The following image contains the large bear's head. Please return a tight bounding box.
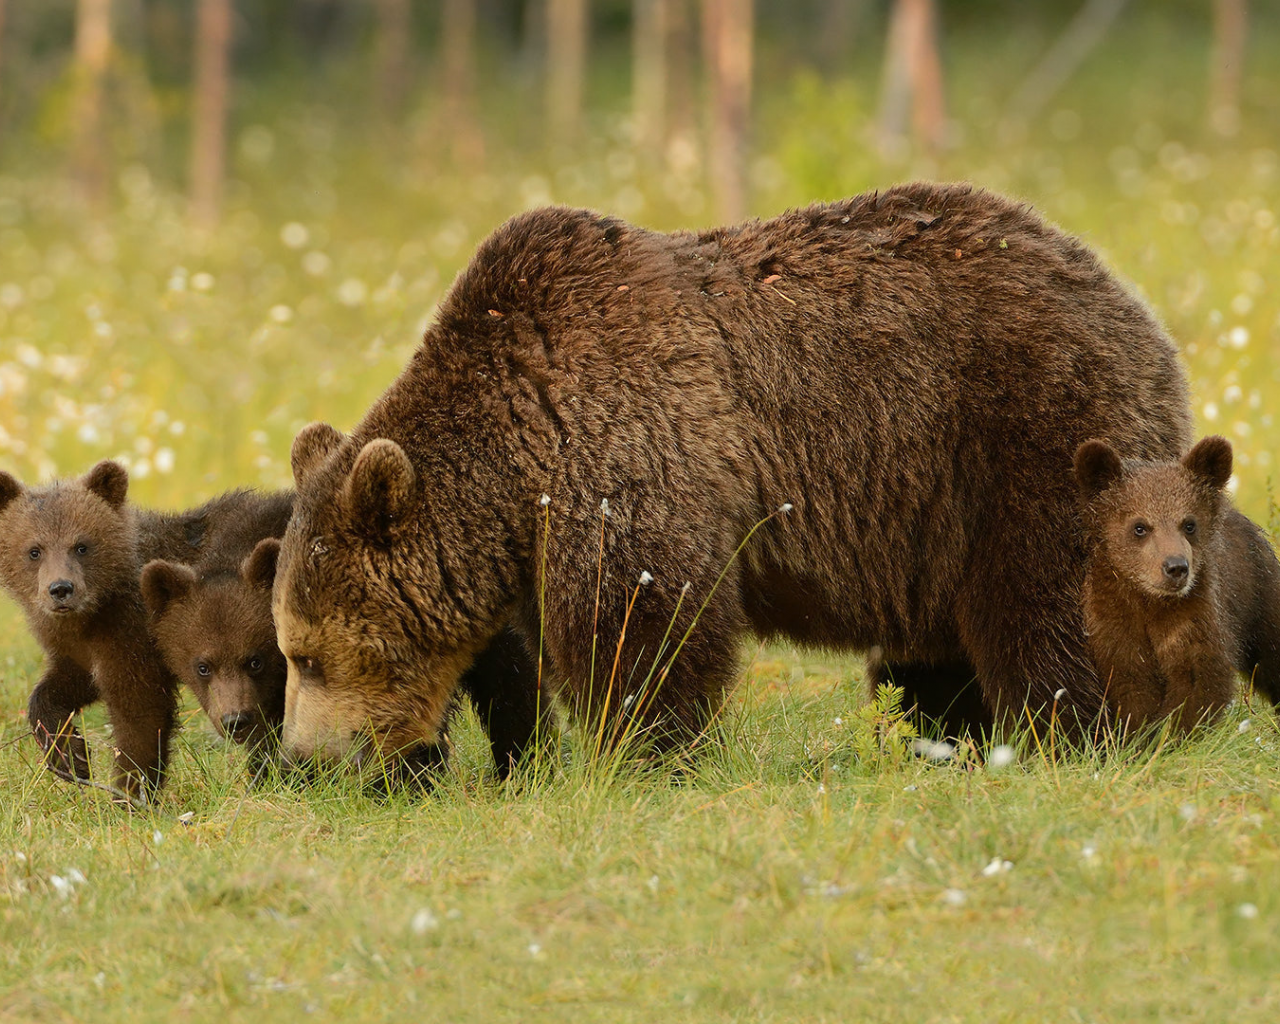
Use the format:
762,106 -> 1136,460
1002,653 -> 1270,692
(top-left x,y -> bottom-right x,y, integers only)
272,423 -> 492,773
1074,435 -> 1232,600
0,461 -> 138,623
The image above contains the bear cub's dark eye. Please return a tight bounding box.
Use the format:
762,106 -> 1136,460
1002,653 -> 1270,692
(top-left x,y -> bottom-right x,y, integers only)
28,547 -> 40,561
196,662 -> 212,678
247,656 -> 264,673
1182,519 -> 1197,536
1132,522 -> 1150,538
74,543 -> 89,556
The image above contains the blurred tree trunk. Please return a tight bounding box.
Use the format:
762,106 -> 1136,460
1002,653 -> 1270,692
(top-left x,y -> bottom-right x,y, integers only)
546,0 -> 586,148
73,0 -> 112,206
665,0 -> 697,161
1209,0 -> 1246,135
442,0 -> 484,164
632,0 -> 667,150
1005,0 -> 1127,128
374,0 -> 409,115
878,0 -> 945,154
818,0 -> 869,73
701,0 -> 753,223
191,0 -> 232,228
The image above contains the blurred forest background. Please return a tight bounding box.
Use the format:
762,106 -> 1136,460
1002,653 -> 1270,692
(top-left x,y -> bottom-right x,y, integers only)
0,0 -> 1276,521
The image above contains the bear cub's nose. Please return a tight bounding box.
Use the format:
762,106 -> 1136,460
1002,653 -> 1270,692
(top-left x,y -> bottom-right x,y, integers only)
221,712 -> 253,740
1162,555 -> 1189,583
48,580 -> 75,602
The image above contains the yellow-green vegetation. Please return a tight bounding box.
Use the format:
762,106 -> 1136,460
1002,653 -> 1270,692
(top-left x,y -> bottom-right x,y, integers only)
3,9 -> 1280,1021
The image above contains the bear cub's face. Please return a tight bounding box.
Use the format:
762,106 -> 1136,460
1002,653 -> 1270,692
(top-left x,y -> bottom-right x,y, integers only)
0,461 -> 135,621
141,538 -> 286,749
1075,436 -> 1233,600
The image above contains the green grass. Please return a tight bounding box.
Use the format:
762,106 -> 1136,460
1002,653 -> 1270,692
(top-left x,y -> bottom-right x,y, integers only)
3,9 -> 1280,1021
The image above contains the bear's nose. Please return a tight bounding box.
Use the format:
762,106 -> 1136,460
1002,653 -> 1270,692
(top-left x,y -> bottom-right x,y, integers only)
1162,556 -> 1189,582
221,712 -> 254,741
48,579 -> 74,602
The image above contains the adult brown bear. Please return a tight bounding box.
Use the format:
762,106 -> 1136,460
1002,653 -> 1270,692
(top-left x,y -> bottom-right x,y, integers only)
274,182 -> 1191,771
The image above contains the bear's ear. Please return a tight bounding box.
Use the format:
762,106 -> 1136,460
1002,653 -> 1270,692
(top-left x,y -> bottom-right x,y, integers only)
83,460 -> 128,509
290,422 -> 345,488
243,537 -> 281,591
1183,435 -> 1233,490
344,439 -> 416,540
1074,440 -> 1124,499
140,560 -> 197,618
0,471 -> 22,514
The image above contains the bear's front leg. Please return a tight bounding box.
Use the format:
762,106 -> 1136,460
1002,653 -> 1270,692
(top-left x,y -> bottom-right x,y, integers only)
460,626 -> 558,779
98,655 -> 179,803
1155,619 -> 1235,731
27,655 -> 99,781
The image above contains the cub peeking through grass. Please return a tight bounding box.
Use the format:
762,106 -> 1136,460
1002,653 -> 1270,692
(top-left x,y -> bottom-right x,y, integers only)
1075,435 -> 1280,731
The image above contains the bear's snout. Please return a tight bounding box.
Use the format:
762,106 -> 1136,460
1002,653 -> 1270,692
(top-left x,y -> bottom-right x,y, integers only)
1162,555 -> 1189,584
47,578 -> 76,609
220,711 -> 257,742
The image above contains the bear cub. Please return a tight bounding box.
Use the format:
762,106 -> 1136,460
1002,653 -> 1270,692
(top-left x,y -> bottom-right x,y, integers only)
0,461 -> 179,801
1075,435 -> 1280,731
141,491 -> 293,780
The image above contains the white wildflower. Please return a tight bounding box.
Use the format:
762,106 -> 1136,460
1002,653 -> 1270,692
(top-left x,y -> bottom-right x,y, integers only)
337,278 -> 368,307
1238,719 -> 1252,734
410,909 -> 439,935
280,222 -> 310,249
1238,903 -> 1259,920
639,570 -> 654,586
987,744 -> 1016,769
941,888 -> 967,907
981,858 -> 1013,877
1053,688 -> 1068,701
911,738 -> 955,761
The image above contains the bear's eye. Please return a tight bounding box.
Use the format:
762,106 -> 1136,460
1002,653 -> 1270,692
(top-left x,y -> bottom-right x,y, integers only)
195,662 -> 212,678
247,656 -> 263,673
1182,519 -> 1197,537
1132,522 -> 1150,538
74,543 -> 89,556
28,547 -> 40,561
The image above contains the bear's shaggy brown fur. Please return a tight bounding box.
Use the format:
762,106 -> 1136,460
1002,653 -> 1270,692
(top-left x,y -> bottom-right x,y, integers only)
273,182 -> 1192,769
0,465 -> 300,800
141,492 -> 294,778
1076,436 -> 1280,729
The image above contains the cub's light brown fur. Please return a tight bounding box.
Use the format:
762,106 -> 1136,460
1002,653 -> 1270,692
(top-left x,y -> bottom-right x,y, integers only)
274,182 -> 1192,769
1076,436 -> 1280,730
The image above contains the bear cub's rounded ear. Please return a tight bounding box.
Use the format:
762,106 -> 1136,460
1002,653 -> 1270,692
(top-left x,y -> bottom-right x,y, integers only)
140,560 -> 198,618
344,439 -> 416,540
83,460 -> 129,509
0,471 -> 23,514
243,537 -> 282,591
1182,435 -> 1232,491
290,422 -> 345,488
1074,439 -> 1124,499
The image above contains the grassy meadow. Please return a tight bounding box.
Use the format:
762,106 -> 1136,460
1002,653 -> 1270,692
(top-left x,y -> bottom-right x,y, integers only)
3,7 -> 1280,1020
